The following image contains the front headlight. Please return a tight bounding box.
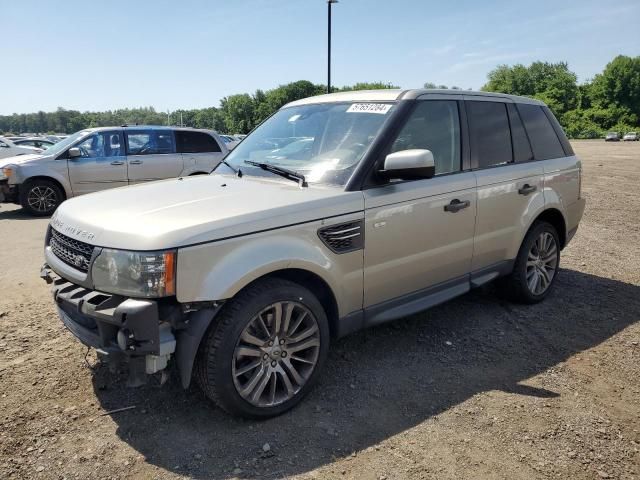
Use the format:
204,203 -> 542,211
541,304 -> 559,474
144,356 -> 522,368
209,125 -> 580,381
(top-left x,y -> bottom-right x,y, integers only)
1,164 -> 17,180
92,249 -> 176,298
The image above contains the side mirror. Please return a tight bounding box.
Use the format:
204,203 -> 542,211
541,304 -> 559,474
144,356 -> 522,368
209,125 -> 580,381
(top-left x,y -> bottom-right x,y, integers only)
68,147 -> 81,158
379,149 -> 435,180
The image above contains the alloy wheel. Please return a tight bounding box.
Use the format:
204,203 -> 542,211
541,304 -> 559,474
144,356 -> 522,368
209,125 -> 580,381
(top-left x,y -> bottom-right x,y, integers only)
27,186 -> 57,213
525,231 -> 558,295
232,301 -> 321,407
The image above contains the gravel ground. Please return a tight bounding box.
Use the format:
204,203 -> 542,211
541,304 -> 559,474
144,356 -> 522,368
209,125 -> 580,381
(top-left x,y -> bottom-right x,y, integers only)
0,140 -> 639,480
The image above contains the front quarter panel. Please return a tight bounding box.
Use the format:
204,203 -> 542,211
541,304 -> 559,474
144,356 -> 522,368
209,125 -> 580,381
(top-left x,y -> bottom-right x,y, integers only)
176,213 -> 364,318
11,156 -> 72,197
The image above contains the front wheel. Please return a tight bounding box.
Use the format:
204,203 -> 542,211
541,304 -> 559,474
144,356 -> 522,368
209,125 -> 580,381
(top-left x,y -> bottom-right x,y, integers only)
20,179 -> 64,216
500,221 -> 560,304
195,278 -> 330,418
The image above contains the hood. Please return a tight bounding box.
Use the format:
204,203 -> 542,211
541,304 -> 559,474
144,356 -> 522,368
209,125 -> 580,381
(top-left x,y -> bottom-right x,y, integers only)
0,153 -> 47,168
52,174 -> 364,250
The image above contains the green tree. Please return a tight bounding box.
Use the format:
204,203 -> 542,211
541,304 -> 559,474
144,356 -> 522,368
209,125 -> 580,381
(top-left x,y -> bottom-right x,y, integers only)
220,94 -> 256,134
589,55 -> 640,124
483,61 -> 578,117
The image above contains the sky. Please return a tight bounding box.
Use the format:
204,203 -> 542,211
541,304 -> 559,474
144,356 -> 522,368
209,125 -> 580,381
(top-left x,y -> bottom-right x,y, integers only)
1,0 -> 639,115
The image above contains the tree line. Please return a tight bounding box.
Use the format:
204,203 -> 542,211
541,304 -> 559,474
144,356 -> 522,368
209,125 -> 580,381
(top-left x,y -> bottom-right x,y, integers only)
482,55 -> 640,138
1,55 -> 638,138
0,81 -> 397,136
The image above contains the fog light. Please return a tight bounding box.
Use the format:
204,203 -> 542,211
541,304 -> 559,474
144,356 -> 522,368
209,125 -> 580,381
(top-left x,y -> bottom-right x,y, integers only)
117,328 -> 135,351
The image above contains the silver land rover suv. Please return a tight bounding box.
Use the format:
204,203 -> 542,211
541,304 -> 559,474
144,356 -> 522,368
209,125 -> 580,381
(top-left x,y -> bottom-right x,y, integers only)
41,89 -> 585,418
1,126 -> 228,216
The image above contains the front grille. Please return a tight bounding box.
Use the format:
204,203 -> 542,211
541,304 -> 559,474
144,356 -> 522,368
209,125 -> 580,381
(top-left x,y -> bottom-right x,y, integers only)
49,228 -> 94,272
318,220 -> 364,254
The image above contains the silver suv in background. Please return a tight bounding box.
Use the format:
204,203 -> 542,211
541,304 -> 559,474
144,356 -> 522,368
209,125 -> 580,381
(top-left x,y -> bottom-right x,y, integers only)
0,126 -> 228,215
41,89 -> 585,418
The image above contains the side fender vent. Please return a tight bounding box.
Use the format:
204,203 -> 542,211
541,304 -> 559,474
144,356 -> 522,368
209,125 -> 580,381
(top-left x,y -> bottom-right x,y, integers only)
318,220 -> 364,254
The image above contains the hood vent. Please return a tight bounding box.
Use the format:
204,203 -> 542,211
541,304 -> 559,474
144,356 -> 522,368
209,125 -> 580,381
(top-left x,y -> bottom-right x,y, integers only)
318,220 -> 364,254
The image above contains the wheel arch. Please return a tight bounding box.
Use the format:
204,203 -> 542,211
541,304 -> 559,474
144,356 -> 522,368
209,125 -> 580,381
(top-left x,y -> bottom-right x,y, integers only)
531,208 -> 567,249
21,175 -> 69,201
247,268 -> 340,338
175,267 -> 341,390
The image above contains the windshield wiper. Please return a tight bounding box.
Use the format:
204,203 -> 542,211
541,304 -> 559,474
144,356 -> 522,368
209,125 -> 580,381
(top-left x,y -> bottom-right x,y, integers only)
220,159 -> 242,177
244,160 -> 307,187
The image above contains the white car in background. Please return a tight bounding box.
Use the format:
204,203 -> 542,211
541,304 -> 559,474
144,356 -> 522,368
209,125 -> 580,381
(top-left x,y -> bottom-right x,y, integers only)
0,136 -> 44,159
13,137 -> 57,150
218,134 -> 240,150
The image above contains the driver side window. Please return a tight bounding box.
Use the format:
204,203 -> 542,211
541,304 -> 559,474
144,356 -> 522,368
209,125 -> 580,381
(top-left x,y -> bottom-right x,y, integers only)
390,100 -> 461,175
75,132 -> 123,158
76,133 -> 105,158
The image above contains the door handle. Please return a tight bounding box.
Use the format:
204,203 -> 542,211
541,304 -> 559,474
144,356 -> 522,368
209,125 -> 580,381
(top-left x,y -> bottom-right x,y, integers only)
518,184 -> 537,196
110,161 -> 124,165
129,160 -> 143,165
444,199 -> 471,213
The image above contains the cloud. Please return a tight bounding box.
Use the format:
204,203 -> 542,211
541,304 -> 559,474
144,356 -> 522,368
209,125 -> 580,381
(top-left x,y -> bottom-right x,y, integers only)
446,52 -> 533,73
408,39 -> 458,59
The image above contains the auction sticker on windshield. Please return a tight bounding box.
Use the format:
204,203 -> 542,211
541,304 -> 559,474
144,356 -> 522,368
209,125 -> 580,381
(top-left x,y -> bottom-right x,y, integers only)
346,103 -> 393,114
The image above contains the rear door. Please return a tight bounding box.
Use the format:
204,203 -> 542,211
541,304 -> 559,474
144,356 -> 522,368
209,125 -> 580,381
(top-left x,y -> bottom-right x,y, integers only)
468,98 -> 545,274
125,129 -> 183,184
175,130 -> 225,173
67,130 -> 128,195
518,104 -> 580,212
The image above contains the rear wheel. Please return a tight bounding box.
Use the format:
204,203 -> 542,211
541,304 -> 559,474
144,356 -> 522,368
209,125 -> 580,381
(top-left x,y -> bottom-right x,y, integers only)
500,221 -> 560,304
20,179 -> 64,216
195,277 -> 330,418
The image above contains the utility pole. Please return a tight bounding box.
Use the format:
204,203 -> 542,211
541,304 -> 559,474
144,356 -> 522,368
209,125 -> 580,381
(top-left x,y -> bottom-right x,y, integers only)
167,110 -> 170,126
327,0 -> 338,94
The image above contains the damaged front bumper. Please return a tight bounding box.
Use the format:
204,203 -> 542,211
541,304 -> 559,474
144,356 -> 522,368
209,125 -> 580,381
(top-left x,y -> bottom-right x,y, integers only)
41,264 -> 221,387
43,264 -> 179,383
0,179 -> 19,204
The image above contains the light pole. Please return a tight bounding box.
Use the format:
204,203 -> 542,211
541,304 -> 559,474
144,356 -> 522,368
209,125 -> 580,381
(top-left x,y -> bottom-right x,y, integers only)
327,0 -> 338,94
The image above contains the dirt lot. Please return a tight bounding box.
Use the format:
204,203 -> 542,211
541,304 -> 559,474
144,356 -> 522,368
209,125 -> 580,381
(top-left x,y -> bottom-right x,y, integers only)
1,140 -> 639,480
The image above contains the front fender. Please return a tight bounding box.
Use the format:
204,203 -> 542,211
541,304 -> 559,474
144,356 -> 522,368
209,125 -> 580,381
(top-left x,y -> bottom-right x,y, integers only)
176,218 -> 364,318
13,160 -> 72,198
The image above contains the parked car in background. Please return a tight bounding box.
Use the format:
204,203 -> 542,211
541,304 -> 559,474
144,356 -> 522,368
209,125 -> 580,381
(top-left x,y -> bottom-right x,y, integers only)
0,126 -> 228,215
0,136 -> 44,159
605,132 -> 620,141
623,132 -> 639,141
13,137 -> 56,150
218,134 -> 239,150
41,89 -> 585,418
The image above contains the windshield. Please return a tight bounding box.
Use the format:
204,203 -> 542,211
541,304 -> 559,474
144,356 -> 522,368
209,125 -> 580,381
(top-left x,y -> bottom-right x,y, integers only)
216,102 -> 395,186
43,130 -> 91,157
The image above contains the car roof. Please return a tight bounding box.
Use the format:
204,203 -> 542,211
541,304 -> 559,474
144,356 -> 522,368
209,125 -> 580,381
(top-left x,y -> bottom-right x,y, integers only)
15,136 -> 54,141
284,88 -> 545,108
80,126 -> 218,134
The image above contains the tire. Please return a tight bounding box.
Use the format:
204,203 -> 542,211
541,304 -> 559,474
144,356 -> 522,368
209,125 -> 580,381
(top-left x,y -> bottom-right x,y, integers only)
19,179 -> 64,216
499,221 -> 560,304
195,277 -> 330,418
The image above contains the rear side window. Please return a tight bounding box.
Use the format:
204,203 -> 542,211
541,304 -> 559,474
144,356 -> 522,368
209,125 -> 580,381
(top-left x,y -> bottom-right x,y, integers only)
467,101 -> 512,168
390,100 -> 461,175
176,131 -> 222,153
516,104 -> 565,160
126,130 -> 175,155
506,103 -> 533,162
